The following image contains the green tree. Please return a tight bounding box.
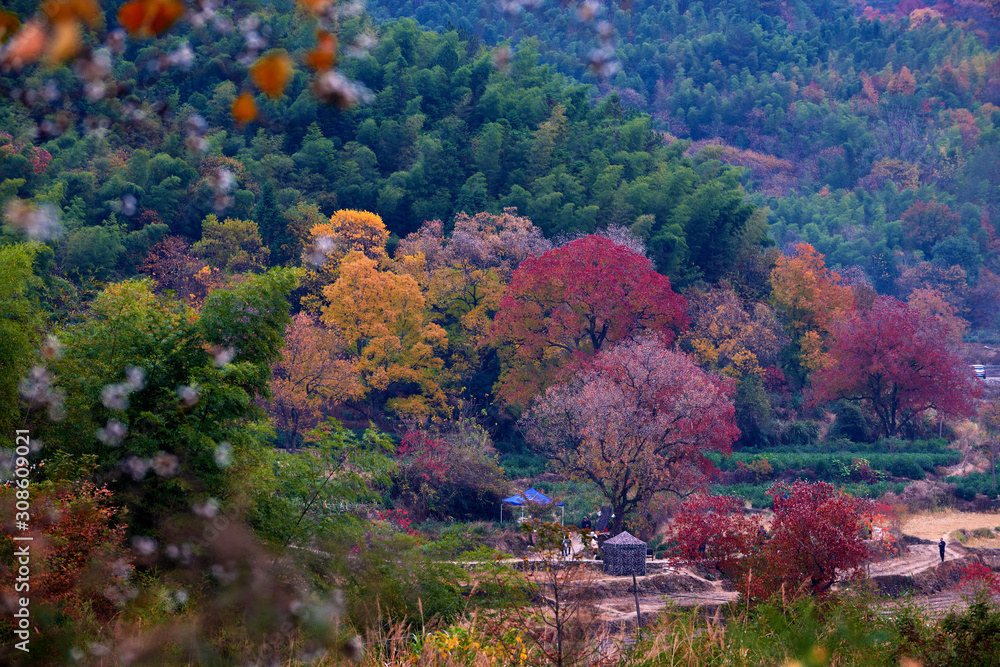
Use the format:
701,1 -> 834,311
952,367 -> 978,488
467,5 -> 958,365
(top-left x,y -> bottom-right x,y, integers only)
192,215 -> 270,273
0,243 -> 41,435
42,269 -> 299,536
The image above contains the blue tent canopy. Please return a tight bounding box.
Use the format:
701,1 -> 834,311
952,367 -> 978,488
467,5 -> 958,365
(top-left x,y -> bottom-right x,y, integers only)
500,488 -> 564,524
502,488 -> 563,507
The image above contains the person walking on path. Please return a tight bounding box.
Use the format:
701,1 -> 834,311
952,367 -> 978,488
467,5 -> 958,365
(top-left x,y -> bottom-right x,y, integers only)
939,538 -> 946,563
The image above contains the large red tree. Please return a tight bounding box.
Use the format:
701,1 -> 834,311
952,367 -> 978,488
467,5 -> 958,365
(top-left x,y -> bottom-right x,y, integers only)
491,236 -> 688,410
811,295 -> 980,437
520,335 -> 737,534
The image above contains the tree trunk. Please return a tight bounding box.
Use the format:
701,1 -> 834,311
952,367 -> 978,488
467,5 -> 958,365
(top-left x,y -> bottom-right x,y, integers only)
992,437 -> 996,494
610,506 -> 625,535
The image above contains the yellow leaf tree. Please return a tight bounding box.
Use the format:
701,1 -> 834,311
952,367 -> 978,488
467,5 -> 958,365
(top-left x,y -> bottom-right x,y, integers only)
321,251 -> 449,422
683,285 -> 786,378
300,209 -> 390,313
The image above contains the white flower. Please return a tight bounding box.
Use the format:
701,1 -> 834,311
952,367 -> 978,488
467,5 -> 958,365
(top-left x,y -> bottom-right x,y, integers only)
131,536 -> 158,555
193,498 -> 220,518
214,441 -> 233,467
100,384 -> 130,410
126,367 -> 145,390
177,384 -> 199,406
151,452 -> 179,477
96,419 -> 127,446
122,456 -> 149,481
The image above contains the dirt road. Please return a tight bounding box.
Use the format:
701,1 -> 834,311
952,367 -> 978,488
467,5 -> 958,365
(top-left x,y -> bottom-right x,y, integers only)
867,543 -> 961,577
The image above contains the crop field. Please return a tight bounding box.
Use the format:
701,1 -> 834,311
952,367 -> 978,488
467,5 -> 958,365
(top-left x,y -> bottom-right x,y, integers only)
903,510 -> 1000,543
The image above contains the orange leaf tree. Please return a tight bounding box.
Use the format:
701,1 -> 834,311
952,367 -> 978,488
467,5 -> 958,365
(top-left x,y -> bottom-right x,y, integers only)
901,200 -> 961,254
770,243 -> 854,371
321,252 -> 448,421
907,287 -> 969,345
265,312 -> 360,448
683,284 -> 786,379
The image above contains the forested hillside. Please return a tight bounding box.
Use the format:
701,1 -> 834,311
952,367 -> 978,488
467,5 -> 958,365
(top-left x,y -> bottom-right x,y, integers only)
367,0 -> 1000,320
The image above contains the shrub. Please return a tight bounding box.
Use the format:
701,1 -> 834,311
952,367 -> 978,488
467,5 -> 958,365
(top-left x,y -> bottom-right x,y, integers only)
899,480 -> 958,511
946,473 -> 998,502
895,564 -> 1000,667
830,399 -> 876,443
394,421 -> 508,521
890,457 -> 926,480
734,457 -> 774,483
0,481 -> 132,626
782,420 -> 819,445
672,481 -> 876,600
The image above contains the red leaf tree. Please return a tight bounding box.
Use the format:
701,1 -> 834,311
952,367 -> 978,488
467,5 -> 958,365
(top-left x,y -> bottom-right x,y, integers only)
670,480 -> 875,601
520,335 -> 737,534
491,236 -> 688,410
1,482 -> 132,625
811,295 -> 981,437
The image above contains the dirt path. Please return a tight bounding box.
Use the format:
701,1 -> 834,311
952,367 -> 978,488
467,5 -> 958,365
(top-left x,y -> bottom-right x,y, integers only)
864,511 -> 1000,579
867,543 -> 961,577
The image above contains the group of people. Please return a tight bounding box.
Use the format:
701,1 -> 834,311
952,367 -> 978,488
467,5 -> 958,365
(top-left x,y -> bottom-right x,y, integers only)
527,512 -> 607,558
553,514 -> 603,557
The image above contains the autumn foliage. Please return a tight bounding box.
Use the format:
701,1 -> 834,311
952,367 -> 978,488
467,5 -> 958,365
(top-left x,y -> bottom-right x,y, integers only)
670,480 -> 875,601
683,285 -> 786,378
396,209 -> 551,380
394,423 -> 507,520
770,243 -> 855,370
812,296 -> 981,437
521,335 -> 737,534
266,312 -> 360,447
300,209 -> 391,312
321,251 -> 449,421
901,201 -> 962,253
1,482 -> 132,626
492,236 -> 688,410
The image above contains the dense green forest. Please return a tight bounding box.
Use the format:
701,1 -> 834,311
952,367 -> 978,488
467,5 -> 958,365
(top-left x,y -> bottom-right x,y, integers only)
4,0 -> 1000,663
365,0 -> 1000,314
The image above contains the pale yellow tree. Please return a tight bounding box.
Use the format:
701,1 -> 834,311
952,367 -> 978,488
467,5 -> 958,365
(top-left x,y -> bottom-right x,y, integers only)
394,209 -> 551,384
907,287 -> 969,345
683,285 -> 785,378
192,215 -> 270,273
